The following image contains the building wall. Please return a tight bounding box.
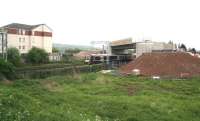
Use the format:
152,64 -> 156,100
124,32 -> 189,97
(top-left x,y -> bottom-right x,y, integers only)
31,36 -> 52,53
152,42 -> 164,50
136,42 -> 153,58
32,25 -> 52,53
7,34 -> 30,53
163,43 -> 176,50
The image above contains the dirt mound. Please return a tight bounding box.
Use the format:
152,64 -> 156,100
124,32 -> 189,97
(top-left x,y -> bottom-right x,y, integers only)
120,52 -> 200,78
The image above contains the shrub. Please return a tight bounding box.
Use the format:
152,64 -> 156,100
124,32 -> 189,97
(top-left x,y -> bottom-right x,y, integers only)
15,64 -> 103,79
0,72 -> 6,81
0,59 -> 15,80
7,47 -> 21,66
26,47 -> 49,64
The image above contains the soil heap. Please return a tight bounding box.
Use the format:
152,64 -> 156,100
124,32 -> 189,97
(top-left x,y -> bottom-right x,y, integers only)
120,52 -> 200,78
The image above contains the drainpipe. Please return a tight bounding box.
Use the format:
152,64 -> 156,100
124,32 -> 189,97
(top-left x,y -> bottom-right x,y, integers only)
5,32 -> 8,61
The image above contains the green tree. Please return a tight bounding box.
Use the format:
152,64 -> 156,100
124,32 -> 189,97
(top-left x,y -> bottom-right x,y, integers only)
26,47 -> 49,64
62,48 -> 81,62
7,48 -> 21,66
189,48 -> 197,54
52,47 -> 59,53
179,44 -> 187,51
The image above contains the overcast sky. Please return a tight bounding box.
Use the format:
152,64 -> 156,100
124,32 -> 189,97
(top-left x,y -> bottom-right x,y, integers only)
1,0 -> 200,49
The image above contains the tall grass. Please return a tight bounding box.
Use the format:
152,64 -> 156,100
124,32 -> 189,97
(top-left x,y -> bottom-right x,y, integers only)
0,73 -> 200,121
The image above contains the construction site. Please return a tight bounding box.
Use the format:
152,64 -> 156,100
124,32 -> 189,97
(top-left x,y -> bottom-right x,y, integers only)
86,38 -> 200,78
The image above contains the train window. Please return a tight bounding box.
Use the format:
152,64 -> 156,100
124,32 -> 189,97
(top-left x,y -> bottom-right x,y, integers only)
95,56 -> 101,60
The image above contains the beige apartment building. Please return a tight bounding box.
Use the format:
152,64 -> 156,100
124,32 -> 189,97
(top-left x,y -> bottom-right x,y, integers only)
0,23 -> 52,53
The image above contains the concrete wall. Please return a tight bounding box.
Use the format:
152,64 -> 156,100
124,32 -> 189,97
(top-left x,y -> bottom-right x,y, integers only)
136,41 -> 176,57
136,42 -> 153,57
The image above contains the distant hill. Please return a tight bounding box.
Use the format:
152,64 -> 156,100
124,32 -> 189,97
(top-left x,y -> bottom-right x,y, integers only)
53,43 -> 96,52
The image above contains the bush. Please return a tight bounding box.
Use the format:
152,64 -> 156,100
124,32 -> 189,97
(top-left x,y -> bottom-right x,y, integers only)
7,47 -> 21,66
0,72 -> 6,81
26,47 -> 49,64
0,59 -> 15,80
16,63 -> 71,71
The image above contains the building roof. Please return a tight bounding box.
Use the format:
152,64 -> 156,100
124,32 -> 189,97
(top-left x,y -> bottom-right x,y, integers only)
1,23 -> 43,30
73,50 -> 101,58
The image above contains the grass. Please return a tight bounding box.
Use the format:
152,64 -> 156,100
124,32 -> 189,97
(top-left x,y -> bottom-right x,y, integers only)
0,73 -> 200,121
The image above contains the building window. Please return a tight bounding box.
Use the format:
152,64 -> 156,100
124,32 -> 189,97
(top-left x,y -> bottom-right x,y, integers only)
23,38 -> 25,42
19,46 -> 21,49
18,29 -> 24,35
22,46 -> 25,50
19,38 -> 21,42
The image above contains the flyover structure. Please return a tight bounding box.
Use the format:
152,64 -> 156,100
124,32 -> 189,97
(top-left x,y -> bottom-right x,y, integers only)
110,38 -> 176,58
